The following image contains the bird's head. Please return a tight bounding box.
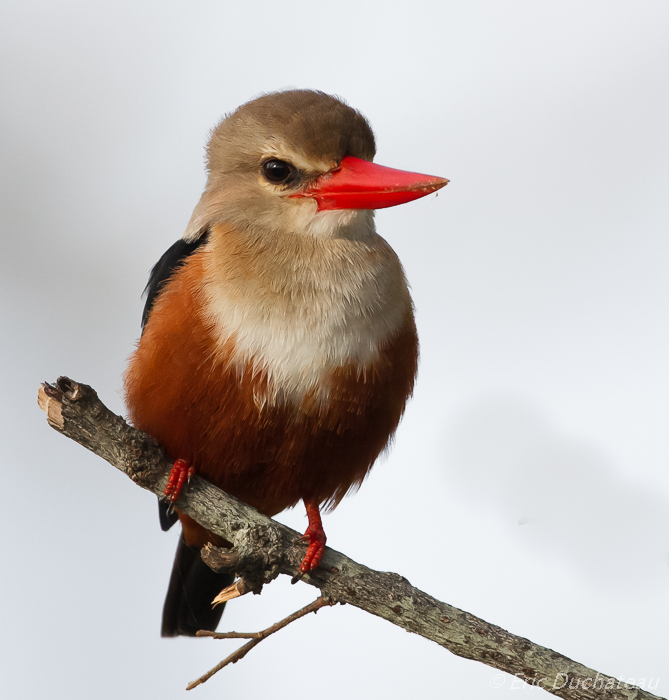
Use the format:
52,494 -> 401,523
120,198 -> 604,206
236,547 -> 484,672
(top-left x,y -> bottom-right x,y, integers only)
184,90 -> 447,242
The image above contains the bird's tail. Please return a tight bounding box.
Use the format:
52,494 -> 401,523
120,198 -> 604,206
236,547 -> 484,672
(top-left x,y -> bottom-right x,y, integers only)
161,534 -> 235,637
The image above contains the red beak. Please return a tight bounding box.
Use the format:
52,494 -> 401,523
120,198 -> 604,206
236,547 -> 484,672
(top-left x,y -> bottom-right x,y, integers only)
292,156 -> 449,211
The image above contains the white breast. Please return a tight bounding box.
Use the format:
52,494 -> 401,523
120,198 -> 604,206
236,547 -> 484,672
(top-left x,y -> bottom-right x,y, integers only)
201,220 -> 412,406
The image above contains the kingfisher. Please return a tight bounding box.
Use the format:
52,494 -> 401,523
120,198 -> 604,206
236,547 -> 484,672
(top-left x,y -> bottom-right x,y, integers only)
124,89 -> 448,637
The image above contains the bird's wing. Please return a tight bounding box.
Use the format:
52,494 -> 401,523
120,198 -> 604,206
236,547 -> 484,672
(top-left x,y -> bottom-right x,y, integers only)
142,231 -> 210,531
141,231 -> 210,330
158,499 -> 179,531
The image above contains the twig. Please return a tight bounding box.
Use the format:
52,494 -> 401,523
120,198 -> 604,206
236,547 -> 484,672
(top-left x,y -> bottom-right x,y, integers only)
37,377 -> 666,700
212,577 -> 252,605
187,597 -> 331,689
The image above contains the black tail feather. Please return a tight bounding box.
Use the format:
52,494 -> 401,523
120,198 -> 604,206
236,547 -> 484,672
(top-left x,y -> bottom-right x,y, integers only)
161,534 -> 235,637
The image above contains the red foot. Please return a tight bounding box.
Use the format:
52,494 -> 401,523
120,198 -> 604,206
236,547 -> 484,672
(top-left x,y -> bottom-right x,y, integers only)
163,458 -> 195,503
299,500 -> 327,573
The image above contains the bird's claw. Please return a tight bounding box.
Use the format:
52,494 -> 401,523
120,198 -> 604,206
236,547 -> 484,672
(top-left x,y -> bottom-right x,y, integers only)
297,522 -> 327,574
163,458 -> 194,504
290,571 -> 305,585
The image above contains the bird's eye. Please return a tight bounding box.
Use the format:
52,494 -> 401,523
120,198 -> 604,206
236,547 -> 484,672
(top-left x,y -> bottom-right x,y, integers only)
262,159 -> 295,185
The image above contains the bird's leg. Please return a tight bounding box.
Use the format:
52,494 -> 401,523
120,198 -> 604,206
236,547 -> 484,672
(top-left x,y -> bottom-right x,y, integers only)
163,458 -> 195,503
298,500 -> 327,573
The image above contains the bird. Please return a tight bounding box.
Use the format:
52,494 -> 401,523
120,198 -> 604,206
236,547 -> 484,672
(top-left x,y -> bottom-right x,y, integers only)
124,89 -> 448,637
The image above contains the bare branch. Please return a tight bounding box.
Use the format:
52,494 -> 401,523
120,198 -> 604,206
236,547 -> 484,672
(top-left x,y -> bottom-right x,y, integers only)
38,377 -> 665,700
187,597 -> 331,689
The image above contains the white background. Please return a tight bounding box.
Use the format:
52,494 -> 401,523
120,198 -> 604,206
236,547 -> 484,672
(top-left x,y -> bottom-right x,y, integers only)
1,1 -> 667,698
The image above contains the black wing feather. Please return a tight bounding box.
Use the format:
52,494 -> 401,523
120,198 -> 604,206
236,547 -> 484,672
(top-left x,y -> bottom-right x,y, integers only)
141,232 -> 210,330
158,499 -> 179,531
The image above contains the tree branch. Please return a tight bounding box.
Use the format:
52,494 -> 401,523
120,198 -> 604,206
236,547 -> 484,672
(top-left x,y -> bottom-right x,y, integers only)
187,596 -> 332,689
38,376 -> 664,700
